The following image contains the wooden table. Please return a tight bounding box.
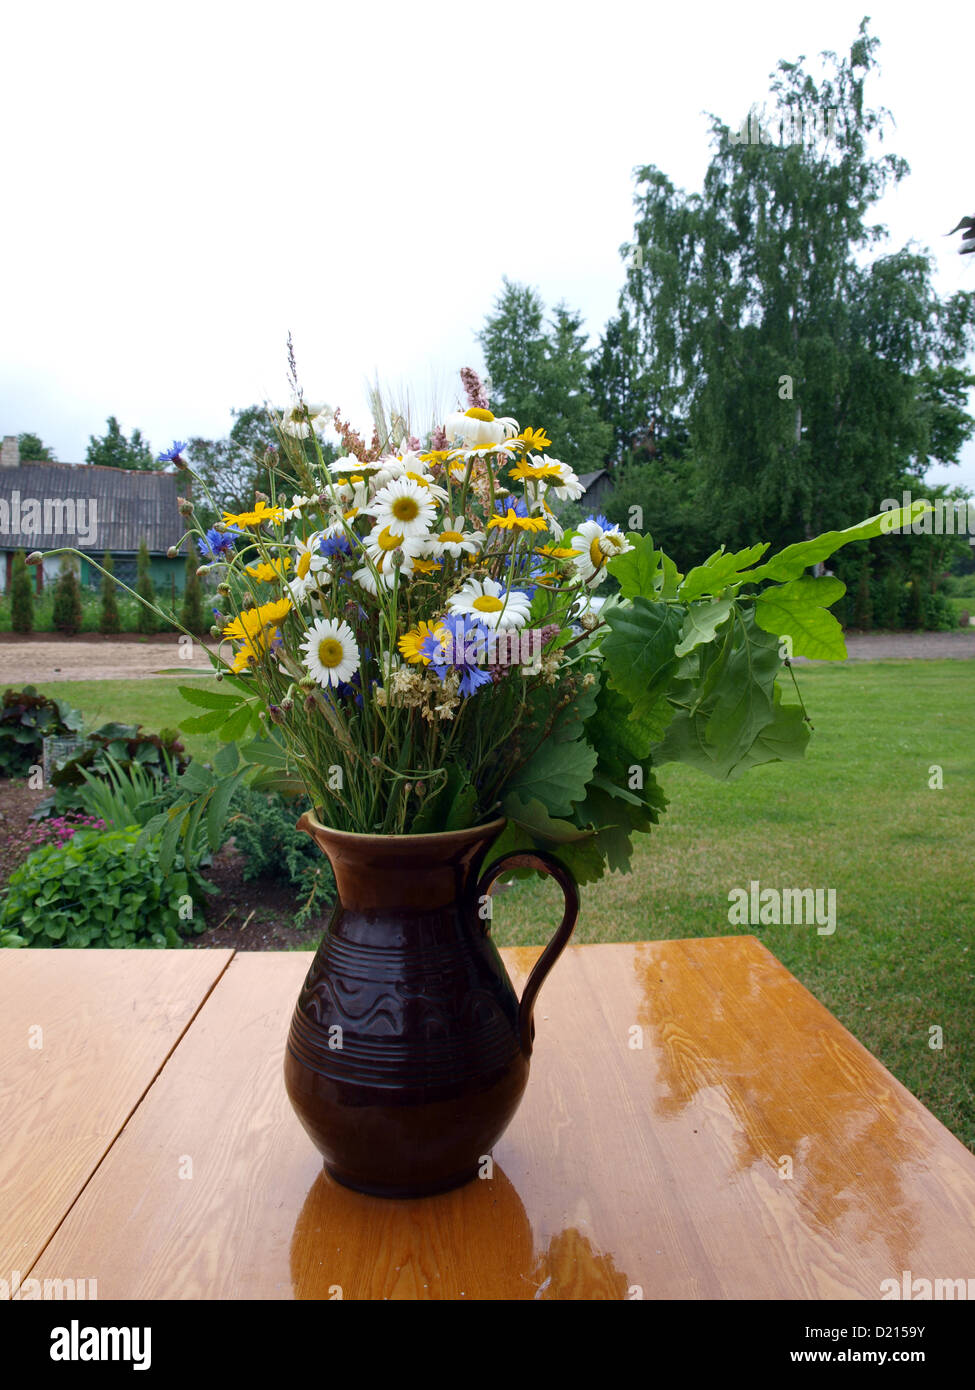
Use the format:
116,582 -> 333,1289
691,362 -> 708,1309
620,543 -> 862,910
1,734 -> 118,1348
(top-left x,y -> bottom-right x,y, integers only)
3,937 -> 975,1301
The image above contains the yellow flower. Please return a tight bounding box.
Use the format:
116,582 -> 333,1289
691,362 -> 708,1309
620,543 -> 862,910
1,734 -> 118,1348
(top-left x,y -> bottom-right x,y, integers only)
535,543 -> 580,559
223,501 -> 286,528
223,597 -> 292,670
507,459 -> 563,482
411,556 -> 443,575
487,509 -> 548,533
398,620 -> 446,665
245,557 -> 292,582
513,426 -> 551,452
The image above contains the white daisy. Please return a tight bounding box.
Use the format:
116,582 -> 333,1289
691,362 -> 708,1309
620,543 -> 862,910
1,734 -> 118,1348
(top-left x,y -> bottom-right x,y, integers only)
443,407 -> 519,447
447,576 -> 532,630
280,494 -> 318,520
425,516 -> 485,560
366,478 -> 438,539
572,519 -> 633,587
300,618 -> 359,688
280,398 -> 331,439
328,456 -> 386,475
289,534 -> 331,595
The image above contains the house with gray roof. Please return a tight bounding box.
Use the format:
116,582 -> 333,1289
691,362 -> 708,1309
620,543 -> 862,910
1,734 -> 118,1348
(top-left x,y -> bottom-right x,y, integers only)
0,435 -> 187,595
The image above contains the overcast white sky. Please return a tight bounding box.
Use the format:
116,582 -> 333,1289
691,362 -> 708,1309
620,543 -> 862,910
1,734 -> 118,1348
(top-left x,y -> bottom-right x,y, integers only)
3,0 -> 974,494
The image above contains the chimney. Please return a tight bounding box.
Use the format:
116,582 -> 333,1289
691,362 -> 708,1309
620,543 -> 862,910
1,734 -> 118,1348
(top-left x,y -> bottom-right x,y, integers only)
1,436 -> 20,468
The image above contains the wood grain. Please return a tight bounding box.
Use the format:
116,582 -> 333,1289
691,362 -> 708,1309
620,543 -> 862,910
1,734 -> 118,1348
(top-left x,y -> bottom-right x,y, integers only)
21,939 -> 975,1299
0,948 -> 234,1284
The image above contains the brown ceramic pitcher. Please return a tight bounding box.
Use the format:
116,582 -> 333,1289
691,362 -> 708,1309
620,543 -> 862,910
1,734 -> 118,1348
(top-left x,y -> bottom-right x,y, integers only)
284,813 -> 579,1198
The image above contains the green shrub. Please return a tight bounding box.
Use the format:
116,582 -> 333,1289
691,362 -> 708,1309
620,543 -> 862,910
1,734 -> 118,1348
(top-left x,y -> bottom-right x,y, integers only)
0,827 -> 208,948
52,562 -> 83,635
226,785 -> 335,924
10,550 -> 34,633
0,685 -> 83,778
906,578 -> 925,630
923,590 -> 957,632
852,567 -> 873,630
135,538 -> 158,633
36,722 -> 189,816
179,547 -> 207,634
874,572 -> 905,630
99,550 -> 121,634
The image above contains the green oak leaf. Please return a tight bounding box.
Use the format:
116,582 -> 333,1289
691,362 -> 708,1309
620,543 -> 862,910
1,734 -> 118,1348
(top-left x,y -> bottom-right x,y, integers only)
746,504 -> 932,583
753,576 -> 847,660
678,543 -> 771,601
601,597 -> 685,721
503,737 -> 598,817
605,533 -> 660,598
674,598 -> 734,657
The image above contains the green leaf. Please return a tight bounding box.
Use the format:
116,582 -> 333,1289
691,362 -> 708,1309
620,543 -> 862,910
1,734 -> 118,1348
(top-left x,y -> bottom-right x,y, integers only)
601,597 -> 685,720
703,612 -> 780,755
732,685 -> 811,774
500,793 -> 598,844
206,773 -> 241,852
213,741 -> 241,777
678,544 -> 770,601
504,738 -> 598,817
179,709 -> 231,734
747,504 -> 932,583
655,552 -> 684,599
177,685 -> 244,711
674,598 -> 734,657
217,703 -> 254,742
605,533 -> 660,598
753,576 -> 848,660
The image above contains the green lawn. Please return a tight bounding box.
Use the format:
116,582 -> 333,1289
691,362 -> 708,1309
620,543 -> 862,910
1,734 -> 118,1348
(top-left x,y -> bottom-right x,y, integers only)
38,662 -> 975,1152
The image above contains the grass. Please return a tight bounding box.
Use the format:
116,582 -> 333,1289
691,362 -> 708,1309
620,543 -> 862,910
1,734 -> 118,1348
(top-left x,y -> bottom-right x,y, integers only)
28,662 -> 975,1152
40,677 -> 225,762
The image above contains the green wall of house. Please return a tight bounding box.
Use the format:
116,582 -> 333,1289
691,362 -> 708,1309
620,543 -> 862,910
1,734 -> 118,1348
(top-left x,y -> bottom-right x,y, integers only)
78,554 -> 187,594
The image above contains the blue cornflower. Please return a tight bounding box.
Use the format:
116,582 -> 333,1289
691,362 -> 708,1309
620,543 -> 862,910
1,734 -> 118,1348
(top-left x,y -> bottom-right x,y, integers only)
420,612 -> 493,698
158,441 -> 188,463
196,526 -> 240,560
586,513 -> 612,531
319,533 -> 351,559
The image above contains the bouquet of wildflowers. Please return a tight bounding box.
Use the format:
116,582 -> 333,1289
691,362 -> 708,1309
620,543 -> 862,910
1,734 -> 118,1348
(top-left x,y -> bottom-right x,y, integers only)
41,367 -> 923,884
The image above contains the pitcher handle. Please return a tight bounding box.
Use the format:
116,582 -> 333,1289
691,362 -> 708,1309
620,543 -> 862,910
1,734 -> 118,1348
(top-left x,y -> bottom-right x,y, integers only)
475,851 -> 579,1059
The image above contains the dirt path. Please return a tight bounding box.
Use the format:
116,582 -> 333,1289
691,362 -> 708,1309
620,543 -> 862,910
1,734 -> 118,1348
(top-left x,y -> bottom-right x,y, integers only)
0,633 -> 222,682
1,629 -> 974,683
803,631 -> 975,662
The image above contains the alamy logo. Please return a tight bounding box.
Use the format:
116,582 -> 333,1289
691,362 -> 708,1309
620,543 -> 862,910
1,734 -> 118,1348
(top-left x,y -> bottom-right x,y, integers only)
881,1270 -> 975,1300
880,492 -> 975,544
50,1320 -> 151,1371
0,492 -> 98,545
728,880 -> 836,935
729,107 -> 838,147
1,1270 -> 97,1300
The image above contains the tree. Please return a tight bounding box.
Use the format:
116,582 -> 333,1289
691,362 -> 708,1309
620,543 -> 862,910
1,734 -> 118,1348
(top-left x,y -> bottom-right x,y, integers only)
17,432 -> 56,462
478,280 -> 612,474
86,416 -> 155,471
852,567 -> 873,630
135,538 -> 158,633
99,550 -> 121,635
179,547 -> 206,634
189,404 -> 337,531
11,550 -> 34,633
52,560 -> 83,635
614,19 -> 975,556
